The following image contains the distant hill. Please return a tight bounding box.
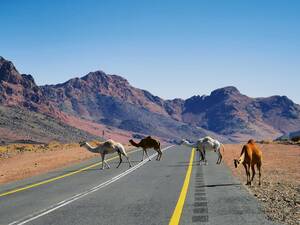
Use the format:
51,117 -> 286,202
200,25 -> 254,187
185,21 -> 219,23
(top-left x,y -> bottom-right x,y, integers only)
1,56 -> 300,143
276,130 -> 300,141
182,86 -> 300,140
0,105 -> 97,143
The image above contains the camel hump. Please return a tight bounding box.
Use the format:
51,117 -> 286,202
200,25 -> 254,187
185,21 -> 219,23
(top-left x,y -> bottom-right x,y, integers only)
103,140 -> 115,147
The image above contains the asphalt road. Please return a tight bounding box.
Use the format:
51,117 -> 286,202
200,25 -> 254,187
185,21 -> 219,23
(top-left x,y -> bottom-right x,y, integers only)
0,145 -> 278,225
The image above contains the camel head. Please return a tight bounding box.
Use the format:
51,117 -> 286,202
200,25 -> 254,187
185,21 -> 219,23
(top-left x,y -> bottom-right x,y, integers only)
180,139 -> 188,145
79,141 -> 86,147
129,139 -> 134,145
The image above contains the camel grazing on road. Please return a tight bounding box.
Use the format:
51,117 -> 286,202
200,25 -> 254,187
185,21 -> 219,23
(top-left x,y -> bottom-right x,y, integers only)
180,139 -> 207,164
181,136 -> 224,164
234,139 -> 262,185
79,139 -> 132,169
201,136 -> 225,164
129,136 -> 162,161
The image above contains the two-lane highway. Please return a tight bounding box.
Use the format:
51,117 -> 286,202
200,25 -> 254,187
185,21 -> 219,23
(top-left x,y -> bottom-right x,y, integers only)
0,145 -> 278,225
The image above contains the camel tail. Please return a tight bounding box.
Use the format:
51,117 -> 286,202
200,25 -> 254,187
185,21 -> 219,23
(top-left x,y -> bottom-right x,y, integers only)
117,144 -> 128,157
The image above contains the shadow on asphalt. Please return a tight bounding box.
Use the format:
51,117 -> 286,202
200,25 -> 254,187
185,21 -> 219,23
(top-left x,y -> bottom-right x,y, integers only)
197,183 -> 241,188
167,163 -> 202,167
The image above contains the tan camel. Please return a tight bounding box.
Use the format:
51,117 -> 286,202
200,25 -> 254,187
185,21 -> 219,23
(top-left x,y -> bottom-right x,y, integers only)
234,139 -> 262,185
129,136 -> 162,161
79,139 -> 132,169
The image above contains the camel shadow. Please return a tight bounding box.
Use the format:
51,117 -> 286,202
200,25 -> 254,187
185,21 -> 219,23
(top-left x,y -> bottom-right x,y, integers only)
167,162 -> 202,167
196,183 -> 241,188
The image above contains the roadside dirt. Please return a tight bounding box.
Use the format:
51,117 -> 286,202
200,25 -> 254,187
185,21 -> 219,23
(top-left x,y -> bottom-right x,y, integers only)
0,141 -> 134,184
223,143 -> 300,225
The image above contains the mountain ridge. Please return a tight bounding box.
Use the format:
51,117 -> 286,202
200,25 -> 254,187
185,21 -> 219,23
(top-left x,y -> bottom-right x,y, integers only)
1,56 -> 299,142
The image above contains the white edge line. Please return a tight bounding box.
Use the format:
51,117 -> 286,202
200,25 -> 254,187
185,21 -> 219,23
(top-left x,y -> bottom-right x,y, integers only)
8,145 -> 174,225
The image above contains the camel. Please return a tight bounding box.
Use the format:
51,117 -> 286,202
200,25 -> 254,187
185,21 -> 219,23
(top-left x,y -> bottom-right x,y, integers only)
181,136 -> 224,164
79,139 -> 132,170
129,136 -> 162,161
201,136 -> 225,164
234,139 -> 262,185
180,139 -> 207,164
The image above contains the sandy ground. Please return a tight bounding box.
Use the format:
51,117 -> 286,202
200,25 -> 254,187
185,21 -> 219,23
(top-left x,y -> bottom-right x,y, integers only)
223,143 -> 300,225
0,141 -> 134,184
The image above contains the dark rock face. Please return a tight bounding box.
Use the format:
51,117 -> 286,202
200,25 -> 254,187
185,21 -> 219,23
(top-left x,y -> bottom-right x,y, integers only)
182,86 -> 300,136
0,57 -> 48,111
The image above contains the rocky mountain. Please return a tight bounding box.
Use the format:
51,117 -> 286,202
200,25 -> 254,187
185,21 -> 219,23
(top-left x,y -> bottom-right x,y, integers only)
0,56 -> 51,112
0,105 -> 97,143
40,72 -> 217,141
182,87 -> 300,139
1,56 -> 300,142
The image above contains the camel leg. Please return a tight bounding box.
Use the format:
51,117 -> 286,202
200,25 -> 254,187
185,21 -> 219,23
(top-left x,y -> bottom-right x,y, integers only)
257,162 -> 262,185
104,155 -> 110,169
250,164 -> 256,185
126,155 -> 132,167
116,152 -> 122,168
203,147 -> 207,165
144,148 -> 151,161
215,148 -> 219,164
246,164 -> 251,185
156,150 -> 162,161
243,163 -> 250,185
100,153 -> 105,170
217,150 -> 222,164
141,149 -> 145,161
121,152 -> 132,168
197,150 -> 201,164
158,151 -> 162,161
101,153 -> 110,169
219,152 -> 223,164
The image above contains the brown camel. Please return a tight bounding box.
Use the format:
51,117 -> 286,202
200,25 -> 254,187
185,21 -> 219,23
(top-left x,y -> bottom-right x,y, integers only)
234,139 -> 262,185
129,136 -> 162,161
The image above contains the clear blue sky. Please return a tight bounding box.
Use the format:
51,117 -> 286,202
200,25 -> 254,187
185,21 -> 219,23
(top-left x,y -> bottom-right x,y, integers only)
1,0 -> 299,103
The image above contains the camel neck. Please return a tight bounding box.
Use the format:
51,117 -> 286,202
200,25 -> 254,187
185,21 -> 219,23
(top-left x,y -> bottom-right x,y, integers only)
130,141 -> 140,147
182,141 -> 196,148
84,143 -> 99,153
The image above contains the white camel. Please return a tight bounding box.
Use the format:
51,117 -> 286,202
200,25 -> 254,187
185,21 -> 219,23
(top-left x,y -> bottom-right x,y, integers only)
181,136 -> 225,164
181,139 -> 207,165
79,139 -> 132,169
201,136 -> 225,164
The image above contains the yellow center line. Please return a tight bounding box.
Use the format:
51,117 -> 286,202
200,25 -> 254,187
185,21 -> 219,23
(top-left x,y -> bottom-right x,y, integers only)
169,148 -> 195,225
0,149 -> 141,197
